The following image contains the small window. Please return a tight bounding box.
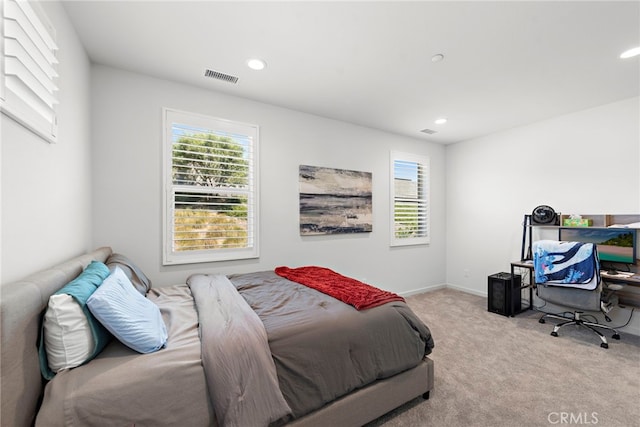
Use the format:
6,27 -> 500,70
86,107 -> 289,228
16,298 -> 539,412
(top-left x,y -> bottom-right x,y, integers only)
390,151 -> 430,246
1,0 -> 58,143
163,109 -> 259,265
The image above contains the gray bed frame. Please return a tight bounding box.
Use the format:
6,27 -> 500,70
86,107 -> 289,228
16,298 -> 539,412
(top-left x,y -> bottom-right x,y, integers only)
0,247 -> 434,426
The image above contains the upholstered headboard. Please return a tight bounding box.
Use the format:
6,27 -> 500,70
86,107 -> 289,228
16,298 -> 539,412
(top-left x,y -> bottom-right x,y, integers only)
0,247 -> 112,427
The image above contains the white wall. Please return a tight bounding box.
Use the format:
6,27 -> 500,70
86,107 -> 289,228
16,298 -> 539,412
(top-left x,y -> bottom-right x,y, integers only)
446,96 -> 639,295
0,2 -> 92,284
90,65 -> 446,293
445,97 -> 640,334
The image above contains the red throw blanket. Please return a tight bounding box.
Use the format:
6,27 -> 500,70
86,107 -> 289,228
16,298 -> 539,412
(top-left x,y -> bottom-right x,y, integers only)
274,266 -> 405,310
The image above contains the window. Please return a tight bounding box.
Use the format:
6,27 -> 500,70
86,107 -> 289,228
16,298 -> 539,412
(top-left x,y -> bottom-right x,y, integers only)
1,0 -> 58,143
390,151 -> 430,246
163,109 -> 259,265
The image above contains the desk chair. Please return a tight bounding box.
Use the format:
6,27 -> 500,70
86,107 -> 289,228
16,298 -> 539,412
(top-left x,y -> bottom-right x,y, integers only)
533,240 -> 623,349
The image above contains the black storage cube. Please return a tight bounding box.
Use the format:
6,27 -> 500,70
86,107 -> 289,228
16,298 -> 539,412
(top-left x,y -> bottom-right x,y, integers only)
488,272 -> 522,316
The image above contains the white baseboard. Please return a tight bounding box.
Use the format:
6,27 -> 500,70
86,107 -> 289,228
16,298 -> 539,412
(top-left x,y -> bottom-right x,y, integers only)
400,283 -> 484,298
399,283 -> 447,297
444,283 -> 487,298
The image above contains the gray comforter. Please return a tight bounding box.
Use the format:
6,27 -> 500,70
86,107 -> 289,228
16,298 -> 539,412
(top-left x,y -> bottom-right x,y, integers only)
228,270 -> 434,419
188,274 -> 291,426
36,271 -> 433,426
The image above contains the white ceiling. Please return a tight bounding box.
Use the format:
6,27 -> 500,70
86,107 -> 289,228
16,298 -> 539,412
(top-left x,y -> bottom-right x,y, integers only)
62,1 -> 640,144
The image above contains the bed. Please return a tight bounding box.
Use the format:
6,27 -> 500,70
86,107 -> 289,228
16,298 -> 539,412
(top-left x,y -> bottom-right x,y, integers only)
1,247 -> 434,427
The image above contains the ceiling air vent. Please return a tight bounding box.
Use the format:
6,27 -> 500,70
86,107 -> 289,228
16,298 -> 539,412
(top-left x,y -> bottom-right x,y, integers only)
204,69 -> 239,84
420,128 -> 437,135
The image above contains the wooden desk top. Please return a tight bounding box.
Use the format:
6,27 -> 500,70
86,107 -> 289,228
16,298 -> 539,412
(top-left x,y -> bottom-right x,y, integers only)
511,260 -> 534,269
601,271 -> 640,285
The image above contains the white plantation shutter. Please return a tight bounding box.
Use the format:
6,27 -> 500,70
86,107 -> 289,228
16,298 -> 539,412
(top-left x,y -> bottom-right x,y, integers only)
390,152 -> 430,246
1,0 -> 59,143
163,108 -> 259,265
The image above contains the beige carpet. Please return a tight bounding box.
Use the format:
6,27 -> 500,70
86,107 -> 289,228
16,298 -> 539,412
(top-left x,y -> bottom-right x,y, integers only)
367,288 -> 640,427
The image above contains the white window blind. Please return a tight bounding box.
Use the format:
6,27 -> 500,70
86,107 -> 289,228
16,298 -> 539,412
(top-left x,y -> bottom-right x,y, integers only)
1,0 -> 58,143
163,108 -> 259,265
390,151 -> 430,246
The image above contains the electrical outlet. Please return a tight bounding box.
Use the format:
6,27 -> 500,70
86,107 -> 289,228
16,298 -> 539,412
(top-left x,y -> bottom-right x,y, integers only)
463,269 -> 469,278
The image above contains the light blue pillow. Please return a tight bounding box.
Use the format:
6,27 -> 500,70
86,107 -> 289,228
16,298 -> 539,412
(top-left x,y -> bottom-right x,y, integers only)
87,267 -> 167,353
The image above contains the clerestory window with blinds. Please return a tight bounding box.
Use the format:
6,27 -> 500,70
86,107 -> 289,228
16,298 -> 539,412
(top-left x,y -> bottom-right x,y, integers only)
1,0 -> 59,143
390,151 -> 430,246
163,108 -> 259,265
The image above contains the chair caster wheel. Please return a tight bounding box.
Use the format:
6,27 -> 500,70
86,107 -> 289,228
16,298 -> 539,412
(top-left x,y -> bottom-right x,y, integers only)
539,319 -> 546,324
612,334 -> 620,340
600,343 -> 609,349
550,331 -> 558,337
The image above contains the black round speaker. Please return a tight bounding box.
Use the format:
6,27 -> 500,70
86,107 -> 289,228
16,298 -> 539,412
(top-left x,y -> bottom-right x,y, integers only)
531,205 -> 557,225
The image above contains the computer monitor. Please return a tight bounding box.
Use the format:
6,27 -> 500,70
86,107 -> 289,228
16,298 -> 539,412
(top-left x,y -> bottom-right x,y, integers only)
558,227 -> 637,265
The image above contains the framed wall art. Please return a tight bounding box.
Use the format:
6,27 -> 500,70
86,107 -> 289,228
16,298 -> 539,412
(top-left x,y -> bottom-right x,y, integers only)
299,165 -> 372,235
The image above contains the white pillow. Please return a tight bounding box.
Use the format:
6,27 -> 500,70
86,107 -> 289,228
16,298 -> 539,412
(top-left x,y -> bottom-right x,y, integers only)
43,294 -> 95,372
87,267 -> 167,353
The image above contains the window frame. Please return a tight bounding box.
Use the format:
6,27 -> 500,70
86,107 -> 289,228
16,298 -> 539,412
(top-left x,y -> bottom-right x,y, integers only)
1,0 -> 59,143
389,151 -> 430,247
162,108 -> 259,265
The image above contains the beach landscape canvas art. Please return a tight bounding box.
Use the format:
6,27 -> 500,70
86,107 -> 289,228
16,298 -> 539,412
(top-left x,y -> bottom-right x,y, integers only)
299,165 -> 372,235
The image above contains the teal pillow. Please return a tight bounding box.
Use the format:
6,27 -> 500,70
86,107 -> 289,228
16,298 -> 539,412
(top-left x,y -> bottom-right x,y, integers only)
38,261 -> 112,380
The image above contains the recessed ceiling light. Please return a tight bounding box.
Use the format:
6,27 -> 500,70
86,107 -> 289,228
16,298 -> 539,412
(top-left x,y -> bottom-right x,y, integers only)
620,47 -> 640,59
247,58 -> 267,70
434,118 -> 447,125
431,54 -> 444,63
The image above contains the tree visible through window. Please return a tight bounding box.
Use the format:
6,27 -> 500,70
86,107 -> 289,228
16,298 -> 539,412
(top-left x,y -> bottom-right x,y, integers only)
390,152 -> 430,246
163,109 -> 258,264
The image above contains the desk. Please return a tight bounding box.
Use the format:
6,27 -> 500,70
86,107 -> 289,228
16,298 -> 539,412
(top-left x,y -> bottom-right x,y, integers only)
509,261 -> 535,316
511,261 -> 640,311
601,271 -> 640,307
601,271 -> 640,284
